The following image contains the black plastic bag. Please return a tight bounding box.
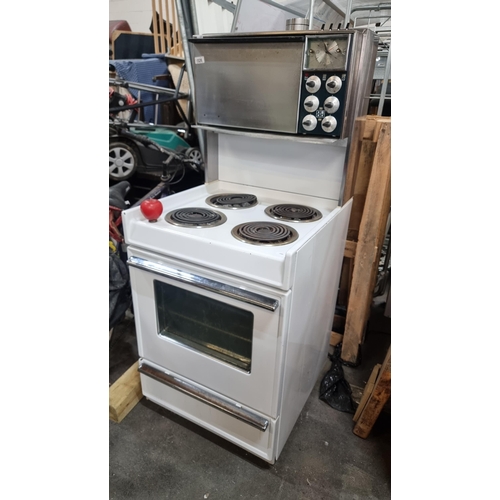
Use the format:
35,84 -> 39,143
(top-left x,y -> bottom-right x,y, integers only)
319,343 -> 355,413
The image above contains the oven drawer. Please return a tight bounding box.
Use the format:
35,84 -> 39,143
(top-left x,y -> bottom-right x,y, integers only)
140,359 -> 278,464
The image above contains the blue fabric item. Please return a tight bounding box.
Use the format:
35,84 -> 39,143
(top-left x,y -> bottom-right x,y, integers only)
111,58 -> 170,123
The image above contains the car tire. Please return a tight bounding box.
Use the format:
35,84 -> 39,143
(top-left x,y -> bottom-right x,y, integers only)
109,141 -> 139,181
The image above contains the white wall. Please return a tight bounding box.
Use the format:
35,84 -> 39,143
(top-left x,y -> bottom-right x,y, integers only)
109,0 -> 153,33
109,0 -> 235,35
193,0 -> 234,34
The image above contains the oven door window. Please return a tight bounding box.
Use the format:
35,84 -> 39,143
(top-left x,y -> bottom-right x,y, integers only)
154,280 -> 254,372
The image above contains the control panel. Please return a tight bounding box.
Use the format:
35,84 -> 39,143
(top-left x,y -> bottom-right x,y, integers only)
298,71 -> 348,137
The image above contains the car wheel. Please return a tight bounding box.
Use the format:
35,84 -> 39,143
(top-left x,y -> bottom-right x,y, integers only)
109,142 -> 138,181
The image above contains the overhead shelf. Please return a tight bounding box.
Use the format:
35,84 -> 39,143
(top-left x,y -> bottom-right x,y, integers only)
194,124 -> 348,145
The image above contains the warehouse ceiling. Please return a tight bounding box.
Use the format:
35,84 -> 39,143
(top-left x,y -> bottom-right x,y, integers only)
228,0 -> 391,32
299,0 -> 391,29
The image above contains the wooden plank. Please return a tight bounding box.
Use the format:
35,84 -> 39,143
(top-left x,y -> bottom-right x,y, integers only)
350,384 -> 364,406
338,118 -> 386,312
171,0 -> 180,56
353,363 -> 381,422
157,0 -> 166,53
344,240 -> 357,259
151,0 -> 159,53
330,331 -> 344,346
348,139 -> 377,239
353,347 -> 391,438
165,0 -> 172,55
341,122 -> 391,364
109,361 -> 143,423
337,256 -> 352,306
362,115 -> 391,141
168,62 -> 189,116
341,118 -> 366,204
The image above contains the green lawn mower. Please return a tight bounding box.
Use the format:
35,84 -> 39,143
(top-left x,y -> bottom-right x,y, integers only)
109,121 -> 203,182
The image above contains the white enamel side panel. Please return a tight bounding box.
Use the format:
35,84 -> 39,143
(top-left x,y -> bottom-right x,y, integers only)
275,199 -> 352,458
128,247 -> 291,418
140,361 -> 278,464
216,133 -> 347,201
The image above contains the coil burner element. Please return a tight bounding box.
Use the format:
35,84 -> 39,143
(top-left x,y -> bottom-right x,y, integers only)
265,204 -> 322,222
231,221 -> 299,246
206,194 -> 258,209
165,208 -> 227,228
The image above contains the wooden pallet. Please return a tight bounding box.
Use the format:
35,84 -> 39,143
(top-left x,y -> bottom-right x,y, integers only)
109,361 -> 143,423
331,115 -> 391,365
353,346 -> 391,438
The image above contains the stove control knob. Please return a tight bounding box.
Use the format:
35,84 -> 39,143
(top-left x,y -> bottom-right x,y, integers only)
304,95 -> 319,112
305,75 -> 321,93
324,96 -> 340,114
321,116 -> 337,133
302,114 -> 318,131
326,76 -> 342,94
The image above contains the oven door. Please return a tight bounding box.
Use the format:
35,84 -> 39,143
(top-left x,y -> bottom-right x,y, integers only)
127,247 -> 290,418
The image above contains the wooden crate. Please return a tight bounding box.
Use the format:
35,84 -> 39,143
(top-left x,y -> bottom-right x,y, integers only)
333,115 -> 391,365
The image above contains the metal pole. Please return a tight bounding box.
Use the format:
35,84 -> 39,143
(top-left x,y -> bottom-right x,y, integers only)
109,78 -> 187,96
350,3 -> 391,14
377,42 -> 391,116
344,0 -> 353,28
174,0 -> 205,153
188,0 -> 199,35
308,0 -> 315,30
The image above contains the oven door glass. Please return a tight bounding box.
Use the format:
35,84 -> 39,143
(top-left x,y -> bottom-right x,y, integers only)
154,280 -> 254,372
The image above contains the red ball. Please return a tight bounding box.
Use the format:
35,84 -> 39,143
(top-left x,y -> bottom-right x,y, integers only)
140,199 -> 163,222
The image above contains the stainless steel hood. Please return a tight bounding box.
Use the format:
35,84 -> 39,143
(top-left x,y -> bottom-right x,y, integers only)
189,29 -> 377,139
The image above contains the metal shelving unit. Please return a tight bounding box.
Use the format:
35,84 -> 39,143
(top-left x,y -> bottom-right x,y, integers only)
351,3 -> 391,115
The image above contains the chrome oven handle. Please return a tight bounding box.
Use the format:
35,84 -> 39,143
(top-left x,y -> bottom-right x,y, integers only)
127,256 -> 279,312
139,360 -> 269,432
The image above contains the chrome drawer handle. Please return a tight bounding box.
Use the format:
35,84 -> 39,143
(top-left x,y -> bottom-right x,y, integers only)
139,361 -> 269,431
127,256 -> 279,311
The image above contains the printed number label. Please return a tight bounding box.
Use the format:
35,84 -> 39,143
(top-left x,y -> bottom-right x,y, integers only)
194,56 -> 205,64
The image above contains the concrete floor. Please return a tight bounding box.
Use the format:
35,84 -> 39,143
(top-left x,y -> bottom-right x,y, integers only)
109,299 -> 391,500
